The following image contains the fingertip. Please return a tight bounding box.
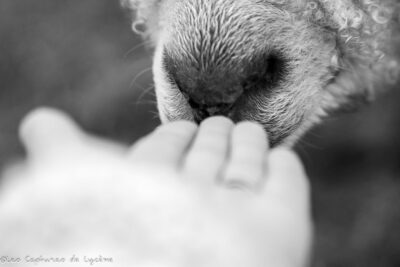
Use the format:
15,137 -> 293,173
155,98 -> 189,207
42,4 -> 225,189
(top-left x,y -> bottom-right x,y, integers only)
200,116 -> 234,129
128,120 -> 198,166
221,121 -> 268,189
266,148 -> 310,205
235,120 -> 265,132
234,121 -> 268,143
269,148 -> 305,175
181,116 -> 233,184
154,120 -> 198,134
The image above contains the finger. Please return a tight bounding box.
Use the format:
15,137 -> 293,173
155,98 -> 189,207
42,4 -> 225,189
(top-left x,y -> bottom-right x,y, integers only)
222,121 -> 268,190
128,121 -> 197,168
263,148 -> 310,211
19,107 -> 85,159
182,116 -> 233,184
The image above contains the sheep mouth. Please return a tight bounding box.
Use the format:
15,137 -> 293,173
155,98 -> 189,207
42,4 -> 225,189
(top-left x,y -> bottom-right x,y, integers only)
186,98 -> 237,124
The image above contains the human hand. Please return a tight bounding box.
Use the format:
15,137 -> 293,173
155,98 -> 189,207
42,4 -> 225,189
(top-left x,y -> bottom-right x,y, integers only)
127,113 -> 312,267
0,108 -> 312,267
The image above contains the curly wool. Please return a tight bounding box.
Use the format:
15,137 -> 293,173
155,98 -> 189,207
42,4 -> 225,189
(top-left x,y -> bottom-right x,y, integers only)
267,0 -> 399,79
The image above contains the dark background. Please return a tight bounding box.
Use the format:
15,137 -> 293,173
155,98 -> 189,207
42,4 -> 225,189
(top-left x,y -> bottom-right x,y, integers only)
0,1 -> 399,266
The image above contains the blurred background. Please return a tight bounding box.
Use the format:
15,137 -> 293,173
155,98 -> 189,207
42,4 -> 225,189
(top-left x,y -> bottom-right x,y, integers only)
0,1 -> 399,266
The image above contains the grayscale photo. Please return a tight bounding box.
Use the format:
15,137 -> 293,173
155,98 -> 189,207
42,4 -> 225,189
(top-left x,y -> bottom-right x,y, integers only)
0,0 -> 399,266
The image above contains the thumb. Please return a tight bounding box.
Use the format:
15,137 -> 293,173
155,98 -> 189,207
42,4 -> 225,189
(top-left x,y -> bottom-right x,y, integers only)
19,107 -> 85,161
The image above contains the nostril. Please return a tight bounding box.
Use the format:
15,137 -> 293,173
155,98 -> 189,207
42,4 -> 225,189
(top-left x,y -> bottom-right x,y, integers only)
266,53 -> 286,83
242,52 -> 287,90
163,47 -> 287,124
188,98 -> 200,109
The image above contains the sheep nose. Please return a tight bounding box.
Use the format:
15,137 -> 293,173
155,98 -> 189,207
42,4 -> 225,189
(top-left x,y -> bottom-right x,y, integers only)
162,49 -> 285,121
163,56 -> 244,120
